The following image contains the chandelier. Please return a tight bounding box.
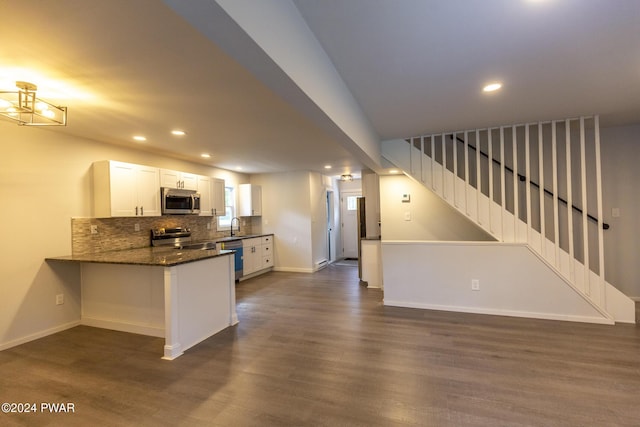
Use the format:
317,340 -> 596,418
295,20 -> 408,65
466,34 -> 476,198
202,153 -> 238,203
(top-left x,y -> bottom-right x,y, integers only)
0,81 -> 67,126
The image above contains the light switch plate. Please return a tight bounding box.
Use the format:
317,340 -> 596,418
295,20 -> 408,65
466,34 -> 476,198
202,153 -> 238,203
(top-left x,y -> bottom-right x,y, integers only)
402,193 -> 411,203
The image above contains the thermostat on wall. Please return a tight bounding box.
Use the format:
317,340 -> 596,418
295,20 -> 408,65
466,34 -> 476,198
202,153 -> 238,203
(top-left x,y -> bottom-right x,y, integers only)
402,193 -> 410,203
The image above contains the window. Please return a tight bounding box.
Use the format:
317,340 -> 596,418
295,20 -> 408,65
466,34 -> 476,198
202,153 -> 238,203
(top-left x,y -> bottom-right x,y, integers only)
217,186 -> 235,231
346,195 -> 358,211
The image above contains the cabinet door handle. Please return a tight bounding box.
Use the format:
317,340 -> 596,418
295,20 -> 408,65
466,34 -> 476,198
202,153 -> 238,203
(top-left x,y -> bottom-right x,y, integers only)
211,208 -> 214,215
141,206 -> 144,216
136,206 -> 139,216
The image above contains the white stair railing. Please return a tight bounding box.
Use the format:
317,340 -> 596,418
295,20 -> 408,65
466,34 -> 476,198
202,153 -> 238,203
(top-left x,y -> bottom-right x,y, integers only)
384,116 -> 611,312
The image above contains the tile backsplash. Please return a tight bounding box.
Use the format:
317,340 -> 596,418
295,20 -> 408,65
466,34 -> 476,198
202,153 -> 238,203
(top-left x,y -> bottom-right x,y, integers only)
72,216 -> 254,256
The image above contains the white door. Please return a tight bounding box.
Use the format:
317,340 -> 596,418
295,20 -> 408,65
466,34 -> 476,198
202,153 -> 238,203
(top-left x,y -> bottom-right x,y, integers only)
341,191 -> 360,259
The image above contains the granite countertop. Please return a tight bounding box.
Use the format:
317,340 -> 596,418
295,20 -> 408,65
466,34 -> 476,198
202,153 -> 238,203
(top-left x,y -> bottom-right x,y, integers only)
215,233 -> 273,242
47,247 -> 235,267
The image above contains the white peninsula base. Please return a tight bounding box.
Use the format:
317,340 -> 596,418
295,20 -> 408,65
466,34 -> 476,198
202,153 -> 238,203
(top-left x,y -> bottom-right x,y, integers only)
80,255 -> 237,360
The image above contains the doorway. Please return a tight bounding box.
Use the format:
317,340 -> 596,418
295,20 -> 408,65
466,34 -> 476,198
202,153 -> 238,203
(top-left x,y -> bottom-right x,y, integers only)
340,190 -> 361,259
326,190 -> 335,263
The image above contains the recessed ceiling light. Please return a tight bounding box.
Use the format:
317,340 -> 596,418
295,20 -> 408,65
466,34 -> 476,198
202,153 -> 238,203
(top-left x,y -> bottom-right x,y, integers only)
133,135 -> 146,142
324,165 -> 332,169
389,169 -> 399,174
483,82 -> 502,92
171,130 -> 186,136
200,153 -> 211,159
235,166 -> 243,171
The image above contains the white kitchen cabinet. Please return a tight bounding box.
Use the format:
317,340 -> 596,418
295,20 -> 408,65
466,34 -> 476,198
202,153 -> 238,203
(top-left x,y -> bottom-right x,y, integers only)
212,178 -> 225,216
261,235 -> 273,269
242,237 -> 262,276
93,160 -> 161,217
238,184 -> 262,216
199,176 -> 226,217
240,235 -> 274,279
160,169 -> 198,190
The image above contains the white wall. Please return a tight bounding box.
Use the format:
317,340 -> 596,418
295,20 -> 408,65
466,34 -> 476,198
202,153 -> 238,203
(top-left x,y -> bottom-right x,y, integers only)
601,124 -> 640,299
309,173 -> 330,267
0,122 -> 247,350
380,175 -> 494,241
251,171 -> 313,272
382,241 -> 612,324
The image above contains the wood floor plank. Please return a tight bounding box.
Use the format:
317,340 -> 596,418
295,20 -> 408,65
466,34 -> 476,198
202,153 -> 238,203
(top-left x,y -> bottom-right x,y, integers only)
0,264 -> 639,426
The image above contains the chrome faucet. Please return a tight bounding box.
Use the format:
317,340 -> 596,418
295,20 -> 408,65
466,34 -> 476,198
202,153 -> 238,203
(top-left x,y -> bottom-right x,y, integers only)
230,217 -> 240,237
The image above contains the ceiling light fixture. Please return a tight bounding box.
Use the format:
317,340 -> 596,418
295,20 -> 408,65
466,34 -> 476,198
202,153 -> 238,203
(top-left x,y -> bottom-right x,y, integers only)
340,174 -> 353,182
324,165 -> 332,169
483,82 -> 502,92
200,153 -> 211,158
133,135 -> 146,142
0,81 -> 67,126
171,130 -> 186,136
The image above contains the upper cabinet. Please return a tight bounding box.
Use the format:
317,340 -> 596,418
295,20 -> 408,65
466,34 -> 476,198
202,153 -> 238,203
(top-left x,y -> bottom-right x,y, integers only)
160,169 -> 198,190
93,160 -> 161,218
238,184 -> 262,216
198,176 -> 225,217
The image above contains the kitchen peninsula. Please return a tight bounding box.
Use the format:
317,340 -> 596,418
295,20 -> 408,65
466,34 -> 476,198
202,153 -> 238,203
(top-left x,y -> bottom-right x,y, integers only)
48,246 -> 237,360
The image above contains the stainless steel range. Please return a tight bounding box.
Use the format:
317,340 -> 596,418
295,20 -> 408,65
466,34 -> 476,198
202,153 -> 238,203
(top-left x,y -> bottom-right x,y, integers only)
150,227 -> 217,250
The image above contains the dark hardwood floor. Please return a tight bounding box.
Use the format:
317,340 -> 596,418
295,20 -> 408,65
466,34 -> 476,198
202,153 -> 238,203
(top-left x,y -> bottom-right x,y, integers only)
1,264 -> 639,426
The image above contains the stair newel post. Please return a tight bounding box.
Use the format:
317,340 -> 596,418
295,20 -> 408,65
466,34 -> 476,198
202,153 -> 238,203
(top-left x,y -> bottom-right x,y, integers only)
420,136 -> 425,184
512,125 -> 519,242
429,135 -> 436,191
525,123 -> 532,246
441,132 -> 447,200
409,136 -> 414,176
453,132 -> 459,208
500,126 -> 506,241
464,130 -> 470,217
476,129 -> 481,226
579,116 -> 590,296
538,122 -> 546,257
488,129 -> 494,234
552,120 -> 561,269
594,115 -> 606,307
565,119 -> 575,282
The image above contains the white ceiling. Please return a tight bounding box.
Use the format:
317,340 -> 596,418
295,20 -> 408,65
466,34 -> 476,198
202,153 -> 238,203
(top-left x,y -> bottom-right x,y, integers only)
1,0 -> 638,175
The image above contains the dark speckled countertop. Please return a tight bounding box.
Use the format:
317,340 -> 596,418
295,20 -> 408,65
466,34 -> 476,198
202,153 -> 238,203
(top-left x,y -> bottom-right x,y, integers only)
46,247 -> 235,267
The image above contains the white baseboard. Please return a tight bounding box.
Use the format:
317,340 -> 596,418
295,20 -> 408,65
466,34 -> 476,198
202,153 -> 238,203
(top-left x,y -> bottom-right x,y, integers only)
383,300 -> 615,325
81,317 -> 164,338
0,320 -> 81,351
273,266 -> 315,273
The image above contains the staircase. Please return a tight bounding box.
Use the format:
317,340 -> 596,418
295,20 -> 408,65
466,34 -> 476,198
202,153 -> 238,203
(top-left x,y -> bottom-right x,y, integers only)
382,115 -> 635,323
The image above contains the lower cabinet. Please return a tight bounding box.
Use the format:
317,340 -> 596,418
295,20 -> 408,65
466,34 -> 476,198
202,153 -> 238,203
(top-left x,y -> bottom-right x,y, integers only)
261,235 -> 273,268
241,235 -> 273,278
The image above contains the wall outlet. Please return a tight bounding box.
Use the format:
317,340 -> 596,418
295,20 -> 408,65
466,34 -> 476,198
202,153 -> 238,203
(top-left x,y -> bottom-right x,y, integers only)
404,211 -> 411,221
90,225 -> 98,235
134,223 -> 140,232
471,279 -> 480,291
56,294 -> 64,305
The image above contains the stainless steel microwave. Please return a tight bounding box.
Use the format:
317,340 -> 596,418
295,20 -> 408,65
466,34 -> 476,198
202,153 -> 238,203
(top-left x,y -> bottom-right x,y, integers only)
161,187 -> 201,215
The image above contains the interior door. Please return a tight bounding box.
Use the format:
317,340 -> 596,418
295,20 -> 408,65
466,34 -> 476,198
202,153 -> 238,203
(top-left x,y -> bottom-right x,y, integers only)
341,191 -> 360,259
